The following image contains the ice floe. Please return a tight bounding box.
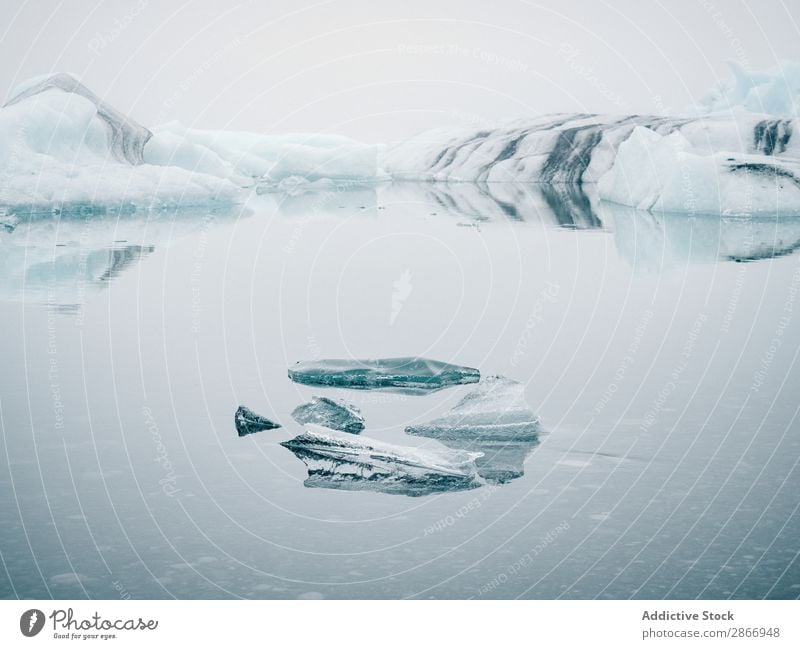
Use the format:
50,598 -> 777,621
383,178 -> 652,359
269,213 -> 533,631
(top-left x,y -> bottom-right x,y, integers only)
235,405 -> 281,437
281,426 -> 483,496
291,396 -> 365,434
288,357 -> 480,393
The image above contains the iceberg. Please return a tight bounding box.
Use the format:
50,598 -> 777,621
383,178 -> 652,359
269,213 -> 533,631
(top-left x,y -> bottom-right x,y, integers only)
598,126 -> 800,216
4,73 -> 153,165
288,357 -> 480,393
406,376 -> 540,483
0,74 -> 242,208
291,396 -> 365,434
0,73 -> 380,209
146,121 -> 384,186
235,405 -> 281,437
698,61 -> 800,117
381,107 -> 800,216
5,64 -> 800,216
280,426 -> 483,496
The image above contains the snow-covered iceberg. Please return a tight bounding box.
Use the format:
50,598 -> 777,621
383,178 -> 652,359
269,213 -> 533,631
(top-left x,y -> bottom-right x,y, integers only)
288,357 -> 481,393
281,426 -> 483,496
291,396 -> 365,434
235,405 -> 281,437
406,376 -> 540,483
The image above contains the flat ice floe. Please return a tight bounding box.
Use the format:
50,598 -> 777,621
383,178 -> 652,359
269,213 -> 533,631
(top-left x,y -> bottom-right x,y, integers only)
281,426 -> 483,496
287,357 -> 481,393
406,376 -> 540,483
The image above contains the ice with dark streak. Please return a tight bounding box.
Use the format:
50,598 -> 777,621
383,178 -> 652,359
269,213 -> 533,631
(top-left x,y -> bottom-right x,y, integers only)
5,73 -> 152,165
281,426 -> 483,496
235,405 -> 281,437
287,357 -> 480,393
382,112 -> 799,185
291,396 -> 365,434
406,376 -> 540,484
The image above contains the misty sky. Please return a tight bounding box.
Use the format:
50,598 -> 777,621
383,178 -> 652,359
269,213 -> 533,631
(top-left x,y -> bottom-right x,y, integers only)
0,0 -> 797,142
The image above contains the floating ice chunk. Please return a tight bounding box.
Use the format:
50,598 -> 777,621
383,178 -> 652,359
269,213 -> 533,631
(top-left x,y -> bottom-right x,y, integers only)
235,405 -> 281,437
406,376 -> 540,483
291,397 -> 365,434
287,357 -> 480,393
281,426 -> 483,496
598,126 -> 800,216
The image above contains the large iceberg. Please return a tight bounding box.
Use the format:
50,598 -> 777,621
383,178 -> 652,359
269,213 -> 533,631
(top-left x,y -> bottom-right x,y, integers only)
291,396 -> 365,434
281,426 -> 483,496
406,376 -> 540,483
598,126 -> 800,216
0,74 -> 242,208
288,357 -> 481,393
0,73 -> 382,209
382,110 -> 800,216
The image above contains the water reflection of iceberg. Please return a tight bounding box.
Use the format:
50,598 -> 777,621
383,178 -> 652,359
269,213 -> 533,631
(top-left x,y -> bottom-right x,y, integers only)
0,205 -> 243,308
281,427 -> 483,497
383,182 -> 604,229
603,202 -> 800,268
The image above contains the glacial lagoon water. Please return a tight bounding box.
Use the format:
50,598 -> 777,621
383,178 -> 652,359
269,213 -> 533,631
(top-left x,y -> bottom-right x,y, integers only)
0,183 -> 798,599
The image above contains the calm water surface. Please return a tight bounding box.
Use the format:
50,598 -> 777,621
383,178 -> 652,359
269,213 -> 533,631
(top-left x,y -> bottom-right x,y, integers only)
1,183 -> 798,599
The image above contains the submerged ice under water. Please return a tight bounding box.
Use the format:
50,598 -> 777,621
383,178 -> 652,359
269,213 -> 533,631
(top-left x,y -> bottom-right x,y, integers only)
281,426 -> 483,497
0,182 -> 798,600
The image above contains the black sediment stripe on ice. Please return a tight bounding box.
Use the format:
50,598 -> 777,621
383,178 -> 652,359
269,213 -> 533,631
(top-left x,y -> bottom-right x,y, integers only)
728,161 -> 800,188
429,131 -> 493,174
753,119 -> 793,155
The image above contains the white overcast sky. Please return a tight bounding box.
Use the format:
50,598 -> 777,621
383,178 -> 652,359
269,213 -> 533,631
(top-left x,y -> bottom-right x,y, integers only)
0,0 -> 797,142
